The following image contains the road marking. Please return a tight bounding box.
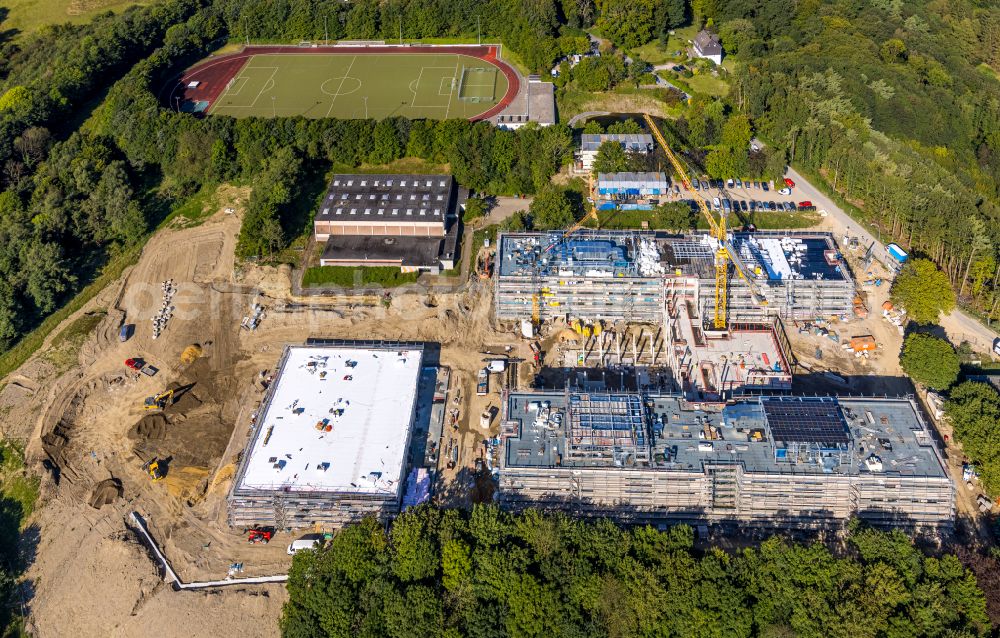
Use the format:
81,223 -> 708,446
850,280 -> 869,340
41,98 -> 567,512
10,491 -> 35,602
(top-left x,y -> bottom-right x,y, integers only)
325,56 -> 358,118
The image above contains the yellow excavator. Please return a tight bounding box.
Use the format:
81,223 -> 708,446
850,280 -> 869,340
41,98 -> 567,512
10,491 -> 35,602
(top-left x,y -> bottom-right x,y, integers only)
143,458 -> 165,481
143,389 -> 174,411
642,113 -> 767,329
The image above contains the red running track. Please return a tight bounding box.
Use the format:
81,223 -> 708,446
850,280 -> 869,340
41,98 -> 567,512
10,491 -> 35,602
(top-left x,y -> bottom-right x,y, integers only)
170,45 -> 519,122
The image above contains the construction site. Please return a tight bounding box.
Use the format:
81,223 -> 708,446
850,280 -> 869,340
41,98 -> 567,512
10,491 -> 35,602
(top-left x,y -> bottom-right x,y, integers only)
498,392 -> 954,530
494,229 -> 855,325
0,113 -> 985,636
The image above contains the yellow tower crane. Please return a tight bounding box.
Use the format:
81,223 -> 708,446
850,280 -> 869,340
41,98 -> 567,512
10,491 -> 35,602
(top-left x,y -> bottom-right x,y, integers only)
642,113 -> 766,329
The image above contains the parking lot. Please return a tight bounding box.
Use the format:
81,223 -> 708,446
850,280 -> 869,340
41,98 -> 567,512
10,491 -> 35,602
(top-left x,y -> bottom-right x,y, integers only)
662,177 -> 815,214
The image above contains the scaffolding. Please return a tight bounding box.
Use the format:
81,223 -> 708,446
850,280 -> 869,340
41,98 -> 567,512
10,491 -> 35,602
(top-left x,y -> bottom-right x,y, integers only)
498,392 -> 954,531
495,231 -> 856,326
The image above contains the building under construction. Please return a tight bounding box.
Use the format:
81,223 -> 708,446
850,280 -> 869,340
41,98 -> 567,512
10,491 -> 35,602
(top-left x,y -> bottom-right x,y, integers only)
498,392 -> 953,530
494,230 -> 855,325
227,342 -> 426,529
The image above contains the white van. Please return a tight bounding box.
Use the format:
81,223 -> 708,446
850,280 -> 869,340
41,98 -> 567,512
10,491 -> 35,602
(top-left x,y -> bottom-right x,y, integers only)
287,535 -> 322,555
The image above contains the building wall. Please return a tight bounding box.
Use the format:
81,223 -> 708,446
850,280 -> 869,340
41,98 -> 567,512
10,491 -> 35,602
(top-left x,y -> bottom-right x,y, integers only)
495,274 -> 665,323
498,463 -> 954,529
314,220 -> 444,241
494,273 -> 854,324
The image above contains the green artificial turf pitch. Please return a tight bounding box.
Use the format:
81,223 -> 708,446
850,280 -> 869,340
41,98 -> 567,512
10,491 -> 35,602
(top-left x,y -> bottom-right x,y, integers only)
210,53 -> 509,120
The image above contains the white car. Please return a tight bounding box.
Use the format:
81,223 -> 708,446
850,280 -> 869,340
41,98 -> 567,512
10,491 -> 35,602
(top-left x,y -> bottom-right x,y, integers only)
712,197 -> 721,210
777,187 -> 792,196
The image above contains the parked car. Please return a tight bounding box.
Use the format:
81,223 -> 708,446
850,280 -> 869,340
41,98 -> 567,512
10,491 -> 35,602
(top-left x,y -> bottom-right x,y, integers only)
712,197 -> 721,209
798,200 -> 813,208
739,200 -> 748,211
749,200 -> 757,211
784,177 -> 795,187
768,201 -> 777,211
753,181 -> 761,189
700,179 -> 709,190
722,199 -> 732,212
673,184 -> 680,195
726,178 -> 734,189
784,202 -> 796,211
692,180 -> 700,191
777,187 -> 792,196
762,182 -> 769,192
735,178 -> 743,188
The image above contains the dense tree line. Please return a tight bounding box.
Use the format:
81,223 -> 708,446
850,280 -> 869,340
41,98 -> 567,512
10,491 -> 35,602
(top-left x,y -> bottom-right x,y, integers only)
947,382 -> 1000,497
0,0 -> 202,190
0,0 -> 212,350
704,0 -> 1000,321
281,506 -> 989,638
212,0 -> 588,73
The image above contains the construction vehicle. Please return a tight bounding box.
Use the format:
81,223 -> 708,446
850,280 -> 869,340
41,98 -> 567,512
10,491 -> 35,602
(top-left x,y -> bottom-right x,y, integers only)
530,341 -> 541,367
476,368 -> 489,396
642,113 -> 768,329
247,527 -> 274,544
143,458 -> 165,481
143,389 -> 174,411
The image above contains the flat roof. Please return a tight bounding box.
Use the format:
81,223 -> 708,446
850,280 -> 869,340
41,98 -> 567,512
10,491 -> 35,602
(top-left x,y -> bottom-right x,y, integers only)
237,345 -> 423,495
581,134 -> 654,152
503,392 -> 947,478
316,174 -> 454,225
321,234 -> 446,267
497,230 -> 849,283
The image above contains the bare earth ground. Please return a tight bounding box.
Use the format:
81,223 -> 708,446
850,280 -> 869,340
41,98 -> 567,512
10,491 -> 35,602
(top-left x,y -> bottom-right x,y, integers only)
0,186 -> 517,637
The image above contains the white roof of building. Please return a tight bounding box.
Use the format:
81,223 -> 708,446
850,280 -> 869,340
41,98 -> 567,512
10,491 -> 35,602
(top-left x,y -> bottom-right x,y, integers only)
237,345 -> 423,495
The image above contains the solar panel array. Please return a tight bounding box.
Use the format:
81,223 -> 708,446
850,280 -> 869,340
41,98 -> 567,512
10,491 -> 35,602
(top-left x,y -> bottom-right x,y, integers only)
760,397 -> 850,446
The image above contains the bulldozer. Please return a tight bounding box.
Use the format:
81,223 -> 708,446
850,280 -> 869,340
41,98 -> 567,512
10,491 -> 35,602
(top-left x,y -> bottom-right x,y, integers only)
143,458 -> 165,481
143,389 -> 174,411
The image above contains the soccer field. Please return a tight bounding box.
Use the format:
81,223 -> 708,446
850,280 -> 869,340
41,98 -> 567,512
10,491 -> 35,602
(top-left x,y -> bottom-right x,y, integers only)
207,53 -> 510,120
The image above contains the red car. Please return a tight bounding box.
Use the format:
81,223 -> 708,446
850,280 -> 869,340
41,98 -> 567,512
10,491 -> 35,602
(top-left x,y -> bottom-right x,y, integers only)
784,178 -> 795,187
798,201 -> 813,208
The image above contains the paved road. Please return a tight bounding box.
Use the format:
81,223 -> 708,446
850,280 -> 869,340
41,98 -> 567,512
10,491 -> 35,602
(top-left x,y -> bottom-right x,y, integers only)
785,165 -> 1000,353
567,111 -> 610,127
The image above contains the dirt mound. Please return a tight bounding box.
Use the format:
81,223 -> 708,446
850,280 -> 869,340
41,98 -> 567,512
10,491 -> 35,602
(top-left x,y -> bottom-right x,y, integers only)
89,478 -> 123,509
129,413 -> 169,440
170,390 -> 202,413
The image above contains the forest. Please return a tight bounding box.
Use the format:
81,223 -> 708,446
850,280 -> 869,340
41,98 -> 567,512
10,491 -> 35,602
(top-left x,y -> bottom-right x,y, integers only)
703,0 -> 1000,321
280,505 -> 991,638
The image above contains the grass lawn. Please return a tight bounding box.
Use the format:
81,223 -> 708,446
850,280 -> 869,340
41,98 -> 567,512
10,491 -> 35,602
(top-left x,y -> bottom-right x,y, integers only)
302,266 -> 420,288
167,184 -> 218,229
205,52 -> 508,120
693,210 -> 821,231
41,310 -> 106,372
0,441 -> 39,524
1,0 -> 147,36
684,72 -> 729,97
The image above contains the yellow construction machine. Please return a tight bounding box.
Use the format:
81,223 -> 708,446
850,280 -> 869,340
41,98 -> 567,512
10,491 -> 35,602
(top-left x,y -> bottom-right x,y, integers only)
143,458 -> 165,481
143,389 -> 174,411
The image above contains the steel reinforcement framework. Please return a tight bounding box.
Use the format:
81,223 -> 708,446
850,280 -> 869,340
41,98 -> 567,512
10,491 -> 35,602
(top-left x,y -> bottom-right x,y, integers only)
168,44 -> 520,121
